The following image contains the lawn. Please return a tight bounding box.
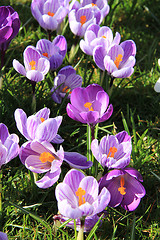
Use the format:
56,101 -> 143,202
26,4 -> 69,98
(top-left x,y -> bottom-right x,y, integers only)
0,0 -> 160,239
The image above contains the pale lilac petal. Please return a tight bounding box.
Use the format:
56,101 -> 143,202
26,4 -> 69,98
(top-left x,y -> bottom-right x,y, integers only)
66,103 -> 86,123
13,59 -> 26,76
56,182 -> 77,207
58,199 -> 82,219
14,109 -> 30,140
35,107 -> 50,119
4,138 -> 19,163
80,111 -> 99,124
38,57 -> 50,75
64,152 -> 92,169
35,119 -> 58,142
154,78 -> 160,92
92,187 -> 111,214
0,123 -> 9,143
79,202 -> 94,216
25,155 -> 50,173
26,70 -> 44,82
93,45 -> 106,71
112,67 -> 134,78
104,55 -> 117,74
0,144 -> 8,168
79,176 -> 99,202
36,169 -> 61,188
98,104 -> 113,123
63,169 -> 85,193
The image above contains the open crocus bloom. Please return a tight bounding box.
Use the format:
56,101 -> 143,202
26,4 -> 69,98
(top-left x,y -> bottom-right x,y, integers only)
99,167 -> 146,211
14,107 -> 63,144
66,84 -> 113,126
94,40 -> 136,78
51,65 -> 82,104
13,46 -> 50,82
31,0 -> 69,31
55,169 -> 111,219
91,131 -> 132,169
36,35 -> 67,70
0,123 -> 19,169
80,23 -> 120,56
53,213 -> 100,232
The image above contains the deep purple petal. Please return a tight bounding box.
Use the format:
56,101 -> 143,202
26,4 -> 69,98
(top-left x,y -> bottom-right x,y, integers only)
64,152 -> 92,169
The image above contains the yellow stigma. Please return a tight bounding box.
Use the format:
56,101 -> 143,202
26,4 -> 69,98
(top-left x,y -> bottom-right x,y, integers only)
40,117 -> 45,122
39,152 -> 55,163
76,187 -> 86,206
29,60 -> 36,70
80,15 -> 87,27
118,176 -> 126,195
91,3 -> 97,7
62,86 -> 72,94
42,52 -> 49,58
114,54 -> 123,68
84,102 -> 94,111
48,11 -> 54,17
107,146 -> 117,158
102,35 -> 106,38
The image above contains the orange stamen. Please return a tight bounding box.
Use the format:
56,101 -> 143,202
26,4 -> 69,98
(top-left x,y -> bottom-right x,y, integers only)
102,35 -> 106,38
40,117 -> 45,122
107,147 -> 117,158
80,15 -> 87,27
29,60 -> 36,70
62,86 -> 72,94
39,152 -> 55,163
84,102 -> 94,111
91,3 -> 97,7
48,11 -> 54,17
118,176 -> 126,195
76,187 -> 86,206
114,54 -> 123,68
42,52 -> 49,58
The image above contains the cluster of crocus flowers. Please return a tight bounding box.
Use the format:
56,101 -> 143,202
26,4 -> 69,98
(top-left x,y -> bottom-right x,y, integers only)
68,0 -> 110,37
51,65 -> 82,104
36,35 -> 67,71
31,0 -> 69,32
0,123 -> 19,169
55,169 -> 111,219
66,83 -> 113,126
13,46 -> 50,82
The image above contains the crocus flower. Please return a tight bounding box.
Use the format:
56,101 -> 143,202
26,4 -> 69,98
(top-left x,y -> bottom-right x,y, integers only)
80,23 -> 120,56
91,131 -> 132,169
14,107 -> 63,144
51,65 -> 82,104
55,169 -> 111,219
19,141 -> 92,188
70,0 -> 110,24
66,84 -> 113,126
99,167 -> 146,211
68,7 -> 99,37
0,123 -> 19,169
53,213 -> 100,232
93,39 -> 136,78
0,6 -> 20,52
0,232 -> 8,240
36,35 -> 67,70
31,0 -> 69,32
13,46 -> 50,82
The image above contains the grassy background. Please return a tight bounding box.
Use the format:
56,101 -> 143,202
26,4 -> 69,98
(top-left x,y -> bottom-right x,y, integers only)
0,0 -> 160,239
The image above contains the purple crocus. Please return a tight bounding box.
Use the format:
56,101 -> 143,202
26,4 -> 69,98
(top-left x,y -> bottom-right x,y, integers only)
53,213 -> 100,232
14,107 -> 63,144
0,6 -> 20,52
0,232 -> 8,240
19,141 -> 92,188
36,35 -> 67,70
99,167 -> 146,211
70,0 -> 110,24
80,23 -> 120,56
51,65 -> 82,104
55,169 -> 111,219
31,0 -> 69,32
0,123 -> 19,169
68,7 -> 99,37
13,46 -> 50,82
66,84 -> 113,126
93,39 -> 136,78
91,131 -> 132,169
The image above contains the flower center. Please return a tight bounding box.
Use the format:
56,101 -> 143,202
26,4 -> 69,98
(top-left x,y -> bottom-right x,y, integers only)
48,11 -> 54,17
40,117 -> 45,122
107,146 -> 117,158
84,102 -> 94,111
91,3 -> 97,7
42,52 -> 49,58
102,35 -> 106,38
118,176 -> 126,195
29,60 -> 36,70
80,15 -> 87,26
114,54 -> 123,68
76,187 -> 86,206
39,152 -> 55,163
62,86 -> 72,94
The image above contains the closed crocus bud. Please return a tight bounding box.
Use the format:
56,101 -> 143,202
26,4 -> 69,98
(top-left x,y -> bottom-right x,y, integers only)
0,6 -> 20,52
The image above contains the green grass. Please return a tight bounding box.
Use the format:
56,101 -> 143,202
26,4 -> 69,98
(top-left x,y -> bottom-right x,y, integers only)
0,0 -> 160,239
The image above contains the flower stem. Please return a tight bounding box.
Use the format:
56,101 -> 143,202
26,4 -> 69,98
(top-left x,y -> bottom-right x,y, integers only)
0,169 -> 3,230
87,124 -> 91,175
77,219 -> 85,240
